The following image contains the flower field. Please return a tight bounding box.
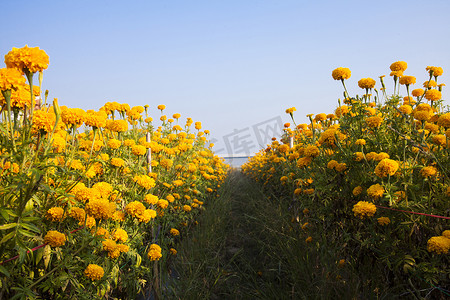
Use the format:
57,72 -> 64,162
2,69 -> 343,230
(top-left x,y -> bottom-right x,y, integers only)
0,46 -> 228,299
242,63 -> 450,296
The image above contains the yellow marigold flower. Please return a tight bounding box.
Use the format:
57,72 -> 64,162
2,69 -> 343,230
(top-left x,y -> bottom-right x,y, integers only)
414,110 -> 432,122
398,75 -> 416,85
354,152 -> 365,162
111,157 -> 125,167
338,259 -> 346,268
355,139 -> 366,146
170,248 -> 177,255
335,105 -> 349,117
390,70 -> 403,77
170,228 -> 180,236
424,89 -> 441,101
70,207 -> 86,223
367,184 -> 384,200
314,113 -> 327,122
84,110 -> 107,128
92,182 -> 113,198
304,145 -> 320,158
332,67 -> 351,80
352,186 -> 363,196
117,244 -> 130,253
102,238 -> 117,253
432,135 -> 447,147
125,201 -> 146,218
137,209 -> 157,223
61,108 -> 86,128
285,107 -> 296,114
442,230 -> 450,239
144,194 -> 159,205
411,88 -> 424,97
183,205 -> 192,212
147,243 -> 162,261
95,228 -> 110,239
107,138 -> 122,149
374,159 -> 399,178
86,216 -> 96,228
108,120 -> 128,132
305,236 -> 313,243
195,121 -> 202,130
159,158 -> 173,169
377,217 -> 390,226
84,264 -> 104,281
420,166 -> 437,178
294,188 -> 302,195
0,68 -> 26,92
112,211 -> 126,222
112,228 -> 128,243
390,61 -> 407,72
335,163 -> 347,172
44,230 -> 66,247
437,113 -> 450,128
427,236 -> 450,254
352,201 -> 377,219
133,175 -> 156,190
158,199 -> 169,209
366,116 -> 383,128
131,144 -> 147,156
358,78 -> 376,89
46,207 -> 65,222
426,66 -> 444,77
32,110 -> 57,133
424,80 -> 437,88
166,195 -> 175,202
85,198 -> 114,220
5,45 -> 49,73
157,104 -> 166,111
398,105 -> 412,115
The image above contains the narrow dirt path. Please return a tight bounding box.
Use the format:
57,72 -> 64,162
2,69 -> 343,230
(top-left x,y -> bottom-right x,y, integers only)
170,170 -> 291,299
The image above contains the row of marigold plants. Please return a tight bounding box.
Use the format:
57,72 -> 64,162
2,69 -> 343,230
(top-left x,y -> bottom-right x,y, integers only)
0,45 -> 229,299
242,62 -> 449,297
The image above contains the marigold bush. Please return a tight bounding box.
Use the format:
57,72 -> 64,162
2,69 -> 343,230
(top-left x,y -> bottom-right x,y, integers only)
243,62 -> 449,296
0,45 -> 228,299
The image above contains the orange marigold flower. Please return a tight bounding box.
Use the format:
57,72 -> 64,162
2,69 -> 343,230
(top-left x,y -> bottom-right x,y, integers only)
352,201 -> 376,219
147,243 -> 162,260
437,113 -> 450,128
411,88 -> 424,97
112,228 -> 128,243
44,230 -> 66,247
374,159 -> 399,178
84,264 -> 104,281
0,68 -> 26,91
5,45 -> 49,73
358,78 -> 376,89
426,66 -> 444,77
46,207 -> 65,222
390,61 -> 407,72
424,89 -> 441,101
332,67 -> 351,80
427,236 -> 450,254
125,201 -> 146,218
398,75 -> 416,85
366,116 -> 383,128
420,166 -> 437,178
367,184 -> 384,200
377,217 -> 390,226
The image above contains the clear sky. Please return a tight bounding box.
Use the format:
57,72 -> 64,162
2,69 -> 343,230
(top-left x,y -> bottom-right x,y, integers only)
2,0 -> 450,155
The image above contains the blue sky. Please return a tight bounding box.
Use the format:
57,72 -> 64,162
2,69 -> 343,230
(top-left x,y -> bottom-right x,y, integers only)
2,0 -> 450,155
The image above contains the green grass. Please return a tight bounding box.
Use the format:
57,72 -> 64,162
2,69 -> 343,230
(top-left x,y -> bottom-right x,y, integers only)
167,170 -> 368,299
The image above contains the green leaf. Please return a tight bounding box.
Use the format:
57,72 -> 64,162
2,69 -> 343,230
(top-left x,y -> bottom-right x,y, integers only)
19,222 -> 41,234
17,228 -> 37,238
0,208 -> 10,221
0,265 -> 10,277
0,231 -> 15,244
0,223 -> 17,230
